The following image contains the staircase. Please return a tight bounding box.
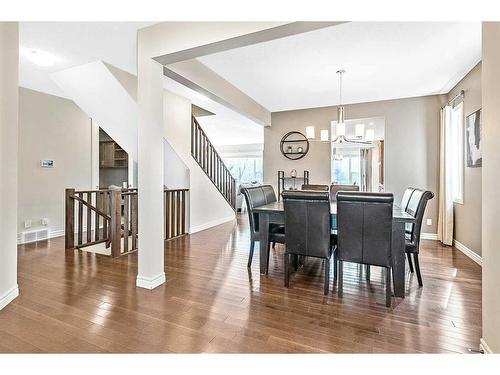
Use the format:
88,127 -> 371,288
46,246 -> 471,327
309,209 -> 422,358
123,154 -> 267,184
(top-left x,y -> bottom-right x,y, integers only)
191,115 -> 236,210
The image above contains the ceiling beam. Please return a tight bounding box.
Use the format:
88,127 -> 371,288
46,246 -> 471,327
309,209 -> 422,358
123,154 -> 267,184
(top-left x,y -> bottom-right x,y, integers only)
153,22 -> 343,66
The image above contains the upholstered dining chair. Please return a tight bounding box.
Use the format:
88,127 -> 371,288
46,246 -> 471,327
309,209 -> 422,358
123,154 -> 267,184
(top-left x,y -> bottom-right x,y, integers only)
330,184 -> 360,202
401,187 -> 415,211
241,185 -> 285,270
282,190 -> 336,295
336,192 -> 394,306
301,184 -> 330,191
404,188 -> 434,287
401,187 -> 415,236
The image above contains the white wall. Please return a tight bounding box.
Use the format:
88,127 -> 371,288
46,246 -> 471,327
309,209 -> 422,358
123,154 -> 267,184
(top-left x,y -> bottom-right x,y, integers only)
0,22 -> 19,310
51,61 -> 138,162
163,90 -> 235,233
18,88 -> 92,238
164,139 -> 190,189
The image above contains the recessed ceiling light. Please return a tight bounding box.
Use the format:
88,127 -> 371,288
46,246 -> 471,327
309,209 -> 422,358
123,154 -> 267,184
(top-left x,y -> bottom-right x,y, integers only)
22,48 -> 58,67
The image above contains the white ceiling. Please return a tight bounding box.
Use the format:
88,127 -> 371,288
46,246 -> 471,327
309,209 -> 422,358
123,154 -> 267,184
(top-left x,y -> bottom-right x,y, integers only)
19,22 -> 262,147
198,22 -> 482,112
19,22 -> 154,98
163,77 -> 263,146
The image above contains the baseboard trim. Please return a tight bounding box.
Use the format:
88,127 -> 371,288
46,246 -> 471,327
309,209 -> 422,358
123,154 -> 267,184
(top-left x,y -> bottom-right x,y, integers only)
0,285 -> 19,310
17,228 -> 64,245
480,338 -> 493,353
136,272 -> 166,290
189,214 -> 235,234
421,233 -> 438,240
453,239 -> 482,266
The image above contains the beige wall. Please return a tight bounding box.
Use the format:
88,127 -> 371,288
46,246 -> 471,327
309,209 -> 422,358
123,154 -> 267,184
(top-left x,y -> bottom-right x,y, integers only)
0,22 -> 19,309
18,88 -> 92,237
448,63 -> 482,256
481,22 -> 500,354
265,94 -> 444,235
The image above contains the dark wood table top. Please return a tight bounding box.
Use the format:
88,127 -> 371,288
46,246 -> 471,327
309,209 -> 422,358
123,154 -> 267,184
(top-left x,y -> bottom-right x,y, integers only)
253,201 -> 415,223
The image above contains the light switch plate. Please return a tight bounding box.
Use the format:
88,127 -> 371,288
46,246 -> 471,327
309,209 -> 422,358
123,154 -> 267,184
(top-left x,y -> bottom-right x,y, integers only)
426,219 -> 432,226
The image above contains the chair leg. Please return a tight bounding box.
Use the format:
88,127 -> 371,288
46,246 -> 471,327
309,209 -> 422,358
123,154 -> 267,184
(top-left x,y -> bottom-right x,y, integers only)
272,242 -> 276,249
284,253 -> 290,288
365,265 -> 370,280
338,260 -> 343,298
333,250 -> 338,280
414,253 -> 423,287
247,240 -> 255,268
386,267 -> 392,307
324,258 -> 330,295
407,253 -> 414,273
293,254 -> 299,271
266,242 -> 271,273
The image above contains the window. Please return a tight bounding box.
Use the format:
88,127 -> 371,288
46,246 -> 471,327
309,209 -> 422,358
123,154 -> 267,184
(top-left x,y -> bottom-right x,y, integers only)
332,152 -> 360,186
448,102 -> 464,204
225,157 -> 263,185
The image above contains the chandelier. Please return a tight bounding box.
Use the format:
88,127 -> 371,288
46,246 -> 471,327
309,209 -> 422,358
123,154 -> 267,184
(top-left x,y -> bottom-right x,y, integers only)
305,69 -> 374,144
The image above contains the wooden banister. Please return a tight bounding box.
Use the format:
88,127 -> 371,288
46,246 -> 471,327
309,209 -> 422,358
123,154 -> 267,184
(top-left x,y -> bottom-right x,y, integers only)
65,188 -> 75,249
191,115 -> 236,210
66,187 -> 189,257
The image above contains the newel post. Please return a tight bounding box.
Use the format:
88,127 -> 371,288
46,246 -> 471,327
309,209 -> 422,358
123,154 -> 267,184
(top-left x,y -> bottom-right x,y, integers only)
110,190 -> 122,257
65,188 -> 75,249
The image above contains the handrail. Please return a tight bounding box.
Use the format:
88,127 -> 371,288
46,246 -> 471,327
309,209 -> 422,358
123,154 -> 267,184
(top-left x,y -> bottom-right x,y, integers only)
191,115 -> 236,210
71,194 -> 111,220
66,187 -> 189,257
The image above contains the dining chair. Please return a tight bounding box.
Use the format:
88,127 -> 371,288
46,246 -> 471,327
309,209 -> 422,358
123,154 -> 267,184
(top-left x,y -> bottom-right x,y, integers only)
282,190 -> 336,295
404,188 -> 434,286
401,187 -> 415,211
401,187 -> 415,236
262,185 -> 278,204
301,184 -> 330,191
241,185 -> 285,269
330,184 -> 360,202
336,192 -> 394,307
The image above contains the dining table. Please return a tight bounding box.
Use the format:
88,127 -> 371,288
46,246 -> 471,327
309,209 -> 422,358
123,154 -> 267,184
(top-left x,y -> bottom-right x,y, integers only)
252,200 -> 416,298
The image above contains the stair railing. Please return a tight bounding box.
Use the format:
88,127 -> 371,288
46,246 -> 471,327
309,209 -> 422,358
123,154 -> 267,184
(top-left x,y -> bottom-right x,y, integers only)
164,188 -> 189,240
65,187 -> 189,257
191,115 -> 236,210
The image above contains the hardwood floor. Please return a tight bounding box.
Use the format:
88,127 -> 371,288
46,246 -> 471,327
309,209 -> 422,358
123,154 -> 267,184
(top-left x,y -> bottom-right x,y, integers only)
0,214 -> 482,353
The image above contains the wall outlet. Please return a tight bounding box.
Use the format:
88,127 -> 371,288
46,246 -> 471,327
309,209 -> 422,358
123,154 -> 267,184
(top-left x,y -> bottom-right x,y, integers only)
24,220 -> 32,229
426,218 -> 432,226
41,218 -> 49,226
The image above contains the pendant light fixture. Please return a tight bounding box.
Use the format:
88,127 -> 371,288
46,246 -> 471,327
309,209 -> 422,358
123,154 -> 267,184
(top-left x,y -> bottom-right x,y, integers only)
332,69 -> 371,145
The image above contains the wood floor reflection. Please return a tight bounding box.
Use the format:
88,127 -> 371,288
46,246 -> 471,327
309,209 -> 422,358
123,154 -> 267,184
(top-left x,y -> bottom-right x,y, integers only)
0,214 -> 482,353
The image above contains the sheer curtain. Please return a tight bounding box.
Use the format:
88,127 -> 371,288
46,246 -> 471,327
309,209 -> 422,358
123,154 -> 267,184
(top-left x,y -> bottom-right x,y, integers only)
437,105 -> 454,246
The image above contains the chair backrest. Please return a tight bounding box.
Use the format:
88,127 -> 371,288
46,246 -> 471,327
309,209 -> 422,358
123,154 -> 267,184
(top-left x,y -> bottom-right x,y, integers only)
337,192 -> 394,267
301,184 -> 329,191
406,188 -> 435,251
282,190 -> 331,258
261,185 -> 277,204
401,187 -> 415,211
241,185 -> 276,237
330,184 -> 360,202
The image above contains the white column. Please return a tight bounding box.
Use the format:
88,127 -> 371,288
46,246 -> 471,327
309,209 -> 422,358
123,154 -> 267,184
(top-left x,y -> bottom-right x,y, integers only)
481,21 -> 500,354
135,30 -> 165,289
0,22 -> 19,309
